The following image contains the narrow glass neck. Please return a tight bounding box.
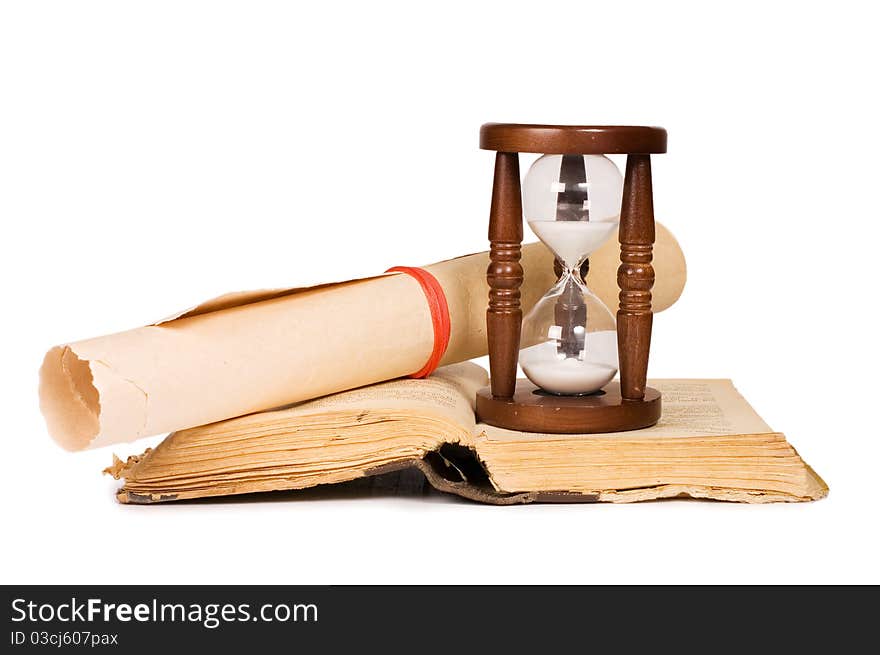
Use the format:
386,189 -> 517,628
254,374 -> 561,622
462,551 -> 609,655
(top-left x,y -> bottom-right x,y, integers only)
557,259 -> 588,286
553,272 -> 586,298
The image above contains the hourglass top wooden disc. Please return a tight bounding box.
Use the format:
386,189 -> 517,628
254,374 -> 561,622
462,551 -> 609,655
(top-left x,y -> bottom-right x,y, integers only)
479,124 -> 667,155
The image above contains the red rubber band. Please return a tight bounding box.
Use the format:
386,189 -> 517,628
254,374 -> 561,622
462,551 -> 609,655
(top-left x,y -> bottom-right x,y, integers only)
385,266 -> 451,379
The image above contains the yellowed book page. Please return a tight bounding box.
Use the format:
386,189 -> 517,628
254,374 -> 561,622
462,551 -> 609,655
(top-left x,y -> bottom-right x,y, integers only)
477,379 -> 772,443
597,480 -> 828,504
108,363 -> 487,501
281,362 -> 486,431
472,380 -> 828,500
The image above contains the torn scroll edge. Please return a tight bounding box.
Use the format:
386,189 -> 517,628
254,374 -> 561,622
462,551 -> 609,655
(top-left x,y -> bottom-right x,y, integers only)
38,274 -> 382,452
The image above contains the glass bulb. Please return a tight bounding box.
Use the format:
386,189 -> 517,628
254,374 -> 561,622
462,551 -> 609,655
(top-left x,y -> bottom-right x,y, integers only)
520,276 -> 618,395
519,153 -> 623,395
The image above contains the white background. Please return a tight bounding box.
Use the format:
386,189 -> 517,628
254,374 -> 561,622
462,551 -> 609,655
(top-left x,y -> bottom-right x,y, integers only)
1,1 -> 878,584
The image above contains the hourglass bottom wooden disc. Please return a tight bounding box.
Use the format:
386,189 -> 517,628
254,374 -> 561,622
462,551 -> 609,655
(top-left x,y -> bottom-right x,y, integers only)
476,381 -> 661,434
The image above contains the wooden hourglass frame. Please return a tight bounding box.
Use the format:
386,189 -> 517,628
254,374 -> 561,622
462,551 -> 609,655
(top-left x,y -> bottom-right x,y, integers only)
476,123 -> 667,433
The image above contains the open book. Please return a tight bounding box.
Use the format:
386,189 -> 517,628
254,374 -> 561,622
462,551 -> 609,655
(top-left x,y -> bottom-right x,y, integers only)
106,363 -> 827,504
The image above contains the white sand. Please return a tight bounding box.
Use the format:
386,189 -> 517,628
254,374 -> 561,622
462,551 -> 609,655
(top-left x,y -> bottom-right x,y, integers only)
529,220 -> 618,269
520,331 -> 618,395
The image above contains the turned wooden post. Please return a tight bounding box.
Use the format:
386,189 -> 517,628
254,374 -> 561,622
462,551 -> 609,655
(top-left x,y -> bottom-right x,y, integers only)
617,154 -> 656,401
486,152 -> 523,399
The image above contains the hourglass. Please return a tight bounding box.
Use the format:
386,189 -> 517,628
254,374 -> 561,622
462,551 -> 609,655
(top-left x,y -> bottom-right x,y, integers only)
476,124 -> 666,433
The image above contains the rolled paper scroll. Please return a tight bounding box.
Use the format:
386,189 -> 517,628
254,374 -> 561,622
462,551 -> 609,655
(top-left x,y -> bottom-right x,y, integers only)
39,222 -> 686,451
